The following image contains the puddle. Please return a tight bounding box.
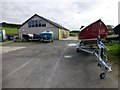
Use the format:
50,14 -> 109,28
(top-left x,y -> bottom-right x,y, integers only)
68,43 -> 76,47
64,55 -> 72,58
0,46 -> 26,53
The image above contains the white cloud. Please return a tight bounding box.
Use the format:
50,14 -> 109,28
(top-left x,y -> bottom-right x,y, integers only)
1,0 -> 119,30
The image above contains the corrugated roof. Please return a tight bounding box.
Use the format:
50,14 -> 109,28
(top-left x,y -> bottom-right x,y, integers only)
18,14 -> 69,31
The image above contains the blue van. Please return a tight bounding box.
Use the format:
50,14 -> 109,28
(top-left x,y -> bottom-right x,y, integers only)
39,31 -> 54,42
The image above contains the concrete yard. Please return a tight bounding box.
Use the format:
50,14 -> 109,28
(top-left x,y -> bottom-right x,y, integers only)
1,40 -> 118,88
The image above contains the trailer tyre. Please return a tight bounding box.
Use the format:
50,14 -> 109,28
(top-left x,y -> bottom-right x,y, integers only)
97,63 -> 101,67
100,73 -> 106,79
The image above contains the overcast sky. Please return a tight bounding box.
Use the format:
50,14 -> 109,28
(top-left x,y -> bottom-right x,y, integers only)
1,0 -> 119,30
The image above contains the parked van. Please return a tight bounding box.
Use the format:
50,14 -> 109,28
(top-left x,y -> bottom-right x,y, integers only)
40,31 -> 54,42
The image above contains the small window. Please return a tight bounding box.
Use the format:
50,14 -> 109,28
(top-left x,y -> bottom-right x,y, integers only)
39,20 -> 41,27
42,21 -> 46,27
42,24 -> 46,27
28,20 -> 46,27
35,20 -> 38,27
31,20 -> 35,27
28,21 -> 31,27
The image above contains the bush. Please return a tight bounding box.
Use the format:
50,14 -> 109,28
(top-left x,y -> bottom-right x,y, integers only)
69,33 -> 78,37
106,41 -> 120,63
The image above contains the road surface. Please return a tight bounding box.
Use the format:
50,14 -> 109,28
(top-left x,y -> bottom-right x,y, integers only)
2,40 -> 118,88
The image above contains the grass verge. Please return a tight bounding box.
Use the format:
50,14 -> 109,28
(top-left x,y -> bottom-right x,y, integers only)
106,41 -> 120,65
2,27 -> 18,36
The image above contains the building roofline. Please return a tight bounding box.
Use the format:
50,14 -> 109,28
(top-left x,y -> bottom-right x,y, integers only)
18,14 -> 69,31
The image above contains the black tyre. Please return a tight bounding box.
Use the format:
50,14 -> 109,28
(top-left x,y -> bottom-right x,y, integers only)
97,63 -> 101,67
52,40 -> 53,42
100,73 -> 106,79
76,48 -> 80,52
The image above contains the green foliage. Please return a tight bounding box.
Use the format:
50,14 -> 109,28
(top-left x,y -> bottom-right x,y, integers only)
2,22 -> 20,28
1,22 -> 19,36
2,27 -> 18,36
108,30 -> 115,35
102,38 -> 108,43
106,41 -> 120,63
107,25 -> 115,35
70,32 -> 78,37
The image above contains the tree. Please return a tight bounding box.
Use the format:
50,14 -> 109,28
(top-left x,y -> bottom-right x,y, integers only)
106,25 -> 114,35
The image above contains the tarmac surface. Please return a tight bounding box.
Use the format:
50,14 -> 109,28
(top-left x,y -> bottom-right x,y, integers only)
1,40 -> 118,88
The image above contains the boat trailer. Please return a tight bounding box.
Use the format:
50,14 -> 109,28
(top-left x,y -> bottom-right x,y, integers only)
76,38 -> 112,79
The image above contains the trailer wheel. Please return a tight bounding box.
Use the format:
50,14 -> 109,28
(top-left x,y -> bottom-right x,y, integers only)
97,63 -> 101,67
100,73 -> 106,79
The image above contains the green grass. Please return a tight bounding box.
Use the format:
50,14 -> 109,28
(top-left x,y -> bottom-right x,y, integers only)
2,27 -> 18,36
106,41 -> 120,63
70,32 -> 78,37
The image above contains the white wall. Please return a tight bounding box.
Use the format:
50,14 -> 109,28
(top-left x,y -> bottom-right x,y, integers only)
19,27 -> 58,39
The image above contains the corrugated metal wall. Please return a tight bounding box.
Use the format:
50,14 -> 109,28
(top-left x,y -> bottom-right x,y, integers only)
58,29 -> 69,40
